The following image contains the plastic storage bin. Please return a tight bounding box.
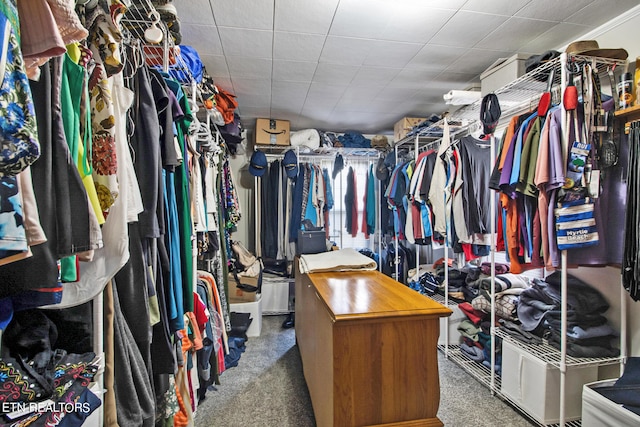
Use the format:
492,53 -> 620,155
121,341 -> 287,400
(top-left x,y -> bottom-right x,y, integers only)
582,379 -> 640,427
261,276 -> 293,315
229,294 -> 263,337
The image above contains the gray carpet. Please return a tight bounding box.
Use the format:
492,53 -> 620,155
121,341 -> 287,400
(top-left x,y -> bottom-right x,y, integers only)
194,315 -> 533,427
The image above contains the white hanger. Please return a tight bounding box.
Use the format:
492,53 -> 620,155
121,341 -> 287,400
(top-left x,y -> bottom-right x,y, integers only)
144,11 -> 163,44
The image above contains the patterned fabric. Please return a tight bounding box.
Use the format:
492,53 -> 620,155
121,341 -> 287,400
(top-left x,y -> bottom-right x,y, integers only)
156,374 -> 179,421
86,4 -> 123,77
0,357 -> 51,403
0,352 -> 101,426
0,175 -> 27,253
0,3 -> 40,177
87,13 -> 121,216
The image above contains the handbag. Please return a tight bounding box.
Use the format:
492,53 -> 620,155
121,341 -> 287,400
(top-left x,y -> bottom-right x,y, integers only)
231,266 -> 262,293
231,240 -> 257,269
262,257 -> 289,277
555,193 -> 599,250
296,229 -> 327,255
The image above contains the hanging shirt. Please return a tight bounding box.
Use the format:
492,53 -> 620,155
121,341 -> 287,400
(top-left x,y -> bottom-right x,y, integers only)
458,136 -> 492,236
366,165 -> 376,235
304,165 -> 318,225
429,120 -> 454,235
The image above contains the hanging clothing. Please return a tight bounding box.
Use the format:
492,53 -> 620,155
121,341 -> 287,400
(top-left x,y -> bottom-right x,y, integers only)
623,122 -> 640,300
51,72 -> 138,309
458,135 -> 492,240
111,278 -> 155,427
323,168 -> 333,239
0,58 -> 89,303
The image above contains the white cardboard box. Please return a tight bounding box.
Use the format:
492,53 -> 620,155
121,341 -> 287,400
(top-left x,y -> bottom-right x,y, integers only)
229,294 -> 262,337
582,379 -> 640,427
501,340 -> 598,424
480,53 -> 528,95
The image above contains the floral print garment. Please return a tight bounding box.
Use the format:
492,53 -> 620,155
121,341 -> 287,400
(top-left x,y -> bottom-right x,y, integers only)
87,9 -> 124,217
0,1 -> 40,177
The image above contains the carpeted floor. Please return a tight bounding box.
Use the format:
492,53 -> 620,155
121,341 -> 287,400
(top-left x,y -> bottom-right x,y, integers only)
194,315 -> 534,427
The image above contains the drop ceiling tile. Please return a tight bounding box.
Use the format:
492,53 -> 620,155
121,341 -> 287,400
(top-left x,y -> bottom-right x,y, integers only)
332,97 -> 378,112
406,44 -> 469,70
412,88 -> 451,105
300,106 -> 332,122
409,102 -> 449,116
381,7 -> 456,43
269,109 -> 300,121
305,82 -> 347,107
273,60 -> 317,82
173,0 -> 215,25
227,57 -> 272,79
329,0 -> 393,39
320,36 -> 372,66
476,17 -> 557,52
334,98 -> 393,114
445,49 -> 512,75
273,32 -> 326,62
219,27 -> 273,58
397,0 -> 466,9
180,24 -> 223,56
326,112 -> 398,133
199,54 -> 229,78
388,68 -> 442,88
461,0 -> 531,16
237,94 -> 272,109
312,63 -> 360,84
422,72 -> 479,90
294,116 -> 331,131
519,22 -> 590,54
375,86 -> 421,101
272,100 -> 305,115
429,11 -> 509,48
565,1 -> 640,27
275,0 -> 340,34
271,81 -> 311,105
351,66 -> 402,85
229,77 -> 272,96
175,0 -> 640,134
338,84 -> 379,104
214,78 -> 233,91
363,41 -> 424,67
515,0 -> 593,22
238,106 -> 272,118
210,0 -> 274,30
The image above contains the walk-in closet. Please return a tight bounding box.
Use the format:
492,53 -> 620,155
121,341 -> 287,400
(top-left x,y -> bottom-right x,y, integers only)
3,1 -> 640,427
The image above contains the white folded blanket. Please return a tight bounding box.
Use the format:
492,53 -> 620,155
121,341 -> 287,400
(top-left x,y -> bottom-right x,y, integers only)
299,248 -> 377,274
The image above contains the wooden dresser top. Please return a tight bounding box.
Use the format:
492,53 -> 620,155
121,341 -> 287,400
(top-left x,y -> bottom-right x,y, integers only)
303,270 -> 452,322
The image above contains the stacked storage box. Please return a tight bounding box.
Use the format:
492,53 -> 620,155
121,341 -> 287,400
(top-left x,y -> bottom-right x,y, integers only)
501,340 -> 599,424
582,379 -> 640,427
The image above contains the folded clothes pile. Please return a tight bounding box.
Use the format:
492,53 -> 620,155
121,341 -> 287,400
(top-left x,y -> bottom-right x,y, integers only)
515,271 -> 619,357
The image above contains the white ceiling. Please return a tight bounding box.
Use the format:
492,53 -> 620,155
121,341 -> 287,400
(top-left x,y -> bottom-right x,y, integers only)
174,0 -> 639,134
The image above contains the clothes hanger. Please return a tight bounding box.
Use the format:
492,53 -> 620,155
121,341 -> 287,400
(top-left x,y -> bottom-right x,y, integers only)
144,11 -> 164,44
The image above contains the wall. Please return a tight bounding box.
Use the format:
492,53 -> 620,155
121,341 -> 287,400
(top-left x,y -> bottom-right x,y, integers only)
585,5 -> 640,358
